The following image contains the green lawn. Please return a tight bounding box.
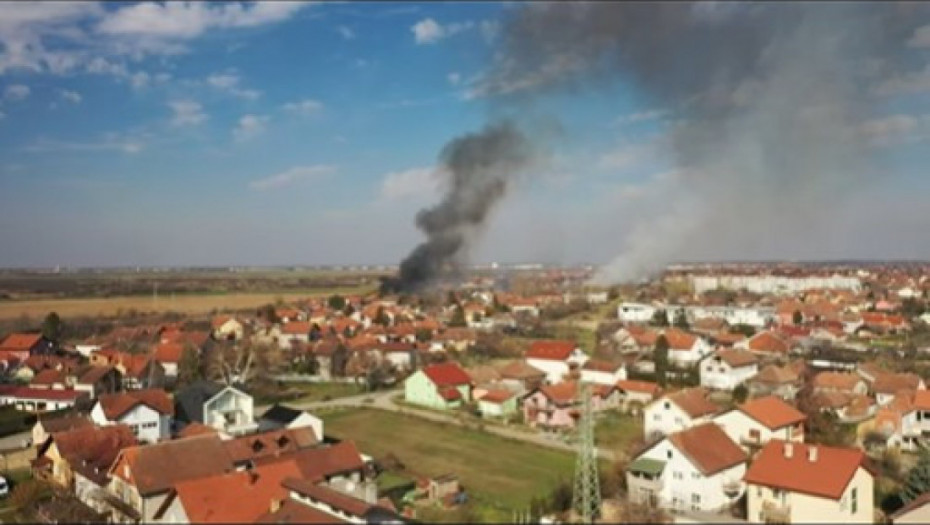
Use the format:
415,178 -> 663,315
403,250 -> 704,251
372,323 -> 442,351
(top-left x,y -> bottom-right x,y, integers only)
594,410 -> 643,456
254,381 -> 366,405
322,408 -> 576,521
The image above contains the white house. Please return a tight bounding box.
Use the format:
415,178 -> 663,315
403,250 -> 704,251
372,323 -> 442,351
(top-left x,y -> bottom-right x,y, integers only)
257,404 -> 324,442
871,372 -> 925,406
713,396 -> 806,452
525,340 -> 589,384
211,316 -> 245,341
700,349 -> 759,391
626,423 -> 747,513
579,360 -> 627,386
91,389 -> 173,443
664,328 -> 713,367
688,305 -> 776,328
175,380 -> 257,436
745,440 -> 874,524
617,302 -> 658,323
644,387 -> 720,440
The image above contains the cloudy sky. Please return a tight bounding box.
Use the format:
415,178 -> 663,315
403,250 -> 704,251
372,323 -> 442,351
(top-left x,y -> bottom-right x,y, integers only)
1,2 -> 929,269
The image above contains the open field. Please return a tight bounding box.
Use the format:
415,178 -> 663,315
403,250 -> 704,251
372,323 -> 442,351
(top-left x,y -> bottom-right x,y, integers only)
0,287 -> 373,321
321,408 -> 576,521
595,410 -> 643,456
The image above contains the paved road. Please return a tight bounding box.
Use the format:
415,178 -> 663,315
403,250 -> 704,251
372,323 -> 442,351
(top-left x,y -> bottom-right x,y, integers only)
262,389 -> 617,461
0,432 -> 31,453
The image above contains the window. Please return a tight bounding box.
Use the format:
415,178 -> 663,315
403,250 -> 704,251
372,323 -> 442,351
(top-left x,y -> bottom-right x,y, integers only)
673,471 -> 683,480
653,414 -> 661,421
692,494 -> 700,503
667,450 -> 672,459
692,472 -> 700,480
852,488 -> 858,514
664,402 -> 671,410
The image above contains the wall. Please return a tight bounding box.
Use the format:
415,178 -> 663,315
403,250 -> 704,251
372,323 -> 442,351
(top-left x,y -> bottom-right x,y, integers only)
747,466 -> 873,524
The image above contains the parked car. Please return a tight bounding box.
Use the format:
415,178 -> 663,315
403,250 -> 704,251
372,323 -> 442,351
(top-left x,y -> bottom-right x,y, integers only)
0,476 -> 9,497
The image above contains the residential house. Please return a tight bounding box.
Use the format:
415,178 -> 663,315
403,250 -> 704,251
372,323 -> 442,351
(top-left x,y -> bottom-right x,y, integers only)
664,328 -> 713,367
737,331 -> 792,357
211,316 -> 244,341
120,354 -> 166,390
700,349 -> 759,391
222,427 -> 319,468
33,424 -> 136,496
476,389 -> 518,419
281,321 -> 312,349
521,381 -> 617,430
0,385 -> 86,412
499,360 -> 546,393
32,413 -> 93,449
644,387 -> 720,440
75,366 -> 123,399
714,396 -> 806,452
257,404 -> 324,442
0,332 -> 54,362
627,423 -> 747,513
258,475 -> 400,524
890,492 -> 930,524
91,389 -> 174,443
872,372 -> 925,406
744,440 -> 874,523
869,390 -> 930,451
174,380 -> 257,436
106,434 -> 236,522
580,359 -> 627,386
617,302 -> 658,323
616,379 -> 662,412
152,342 -> 187,379
747,363 -> 804,400
813,371 -> 869,396
403,362 -> 472,410
525,340 -> 589,384
30,368 -> 70,390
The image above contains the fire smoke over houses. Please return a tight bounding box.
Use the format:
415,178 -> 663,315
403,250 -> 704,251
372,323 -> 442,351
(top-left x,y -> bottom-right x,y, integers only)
389,2 -> 929,291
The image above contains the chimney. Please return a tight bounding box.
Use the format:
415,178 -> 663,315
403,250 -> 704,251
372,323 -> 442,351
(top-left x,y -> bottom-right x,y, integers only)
269,498 -> 282,513
808,445 -> 818,462
784,442 -> 793,459
247,470 -> 259,485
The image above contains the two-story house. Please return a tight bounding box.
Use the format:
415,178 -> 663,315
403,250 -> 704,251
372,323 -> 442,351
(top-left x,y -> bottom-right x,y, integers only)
174,380 -> 256,436
664,328 -> 713,367
525,340 -> 589,384
747,362 -> 805,400
644,387 -> 721,441
579,359 -> 627,386
744,440 -> 874,523
713,396 -> 806,452
700,349 -> 759,391
90,389 -> 174,443
627,422 -> 747,513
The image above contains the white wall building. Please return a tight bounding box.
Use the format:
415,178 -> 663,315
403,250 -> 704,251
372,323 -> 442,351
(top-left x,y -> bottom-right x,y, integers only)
691,274 -> 862,295
700,350 -> 759,391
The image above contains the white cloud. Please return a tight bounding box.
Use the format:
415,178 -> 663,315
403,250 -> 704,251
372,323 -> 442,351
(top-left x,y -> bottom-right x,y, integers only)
282,98 -> 323,114
380,166 -> 442,200
447,72 -> 461,86
337,25 -> 355,40
613,109 -> 667,126
4,84 -> 30,101
909,24 -> 930,48
857,114 -> 928,147
874,66 -> 930,96
411,18 -> 474,45
205,72 -> 261,99
25,136 -> 144,154
97,2 -> 306,38
60,89 -> 81,103
168,100 -> 207,126
479,19 -> 500,43
249,165 -> 335,190
130,71 -> 150,88
233,114 -> 269,141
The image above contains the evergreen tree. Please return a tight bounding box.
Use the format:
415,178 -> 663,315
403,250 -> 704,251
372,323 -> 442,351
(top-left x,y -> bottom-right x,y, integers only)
792,309 -> 804,325
374,306 -> 390,326
903,447 -> 930,503
449,305 -> 468,327
328,294 -> 347,310
732,384 -> 749,404
177,347 -> 202,387
651,309 -> 669,327
654,334 -> 670,387
41,312 -> 62,342
672,310 -> 689,329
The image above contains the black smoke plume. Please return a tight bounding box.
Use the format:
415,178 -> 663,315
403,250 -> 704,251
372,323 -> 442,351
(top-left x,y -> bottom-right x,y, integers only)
383,121 -> 537,293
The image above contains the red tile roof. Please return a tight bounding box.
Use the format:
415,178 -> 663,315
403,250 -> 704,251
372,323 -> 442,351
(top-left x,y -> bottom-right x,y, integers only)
0,385 -> 85,401
668,387 -> 719,418
668,423 -> 746,476
616,379 -> 661,397
478,389 -> 515,403
31,368 -> 67,386
744,440 -> 868,500
98,389 -> 173,420
282,321 -> 312,336
526,340 -> 577,361
539,381 -> 578,405
715,349 -> 758,368
152,342 -> 186,364
663,328 -> 698,351
738,396 -> 806,430
582,359 -> 622,373
256,498 -> 346,523
747,331 -> 790,354
813,371 -> 864,393
422,362 -> 471,387
499,360 -> 546,380
173,460 -> 302,523
0,333 -> 43,351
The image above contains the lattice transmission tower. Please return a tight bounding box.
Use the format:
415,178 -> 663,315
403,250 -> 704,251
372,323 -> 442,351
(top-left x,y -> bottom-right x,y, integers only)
572,382 -> 600,523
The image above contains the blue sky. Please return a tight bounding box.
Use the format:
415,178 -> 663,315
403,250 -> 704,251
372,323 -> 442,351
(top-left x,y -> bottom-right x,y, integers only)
1,2 -> 929,268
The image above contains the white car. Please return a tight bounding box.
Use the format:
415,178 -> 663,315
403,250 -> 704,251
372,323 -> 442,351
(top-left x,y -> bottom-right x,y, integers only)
0,476 -> 9,497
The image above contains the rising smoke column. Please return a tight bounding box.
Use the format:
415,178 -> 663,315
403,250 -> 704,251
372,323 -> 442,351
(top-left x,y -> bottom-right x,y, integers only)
469,2 -> 928,283
386,121 -> 538,292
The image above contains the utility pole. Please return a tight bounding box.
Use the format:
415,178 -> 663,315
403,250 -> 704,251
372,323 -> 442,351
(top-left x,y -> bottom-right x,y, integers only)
572,382 -> 600,523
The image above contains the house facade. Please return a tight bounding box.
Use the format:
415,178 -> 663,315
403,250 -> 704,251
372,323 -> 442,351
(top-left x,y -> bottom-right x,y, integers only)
745,440 -> 874,524
403,362 -> 472,410
644,388 -> 719,440
700,349 -> 759,391
525,340 -> 589,384
713,396 -> 806,452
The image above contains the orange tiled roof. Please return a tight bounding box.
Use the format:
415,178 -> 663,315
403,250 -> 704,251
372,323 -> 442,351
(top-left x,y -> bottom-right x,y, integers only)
744,440 -> 868,500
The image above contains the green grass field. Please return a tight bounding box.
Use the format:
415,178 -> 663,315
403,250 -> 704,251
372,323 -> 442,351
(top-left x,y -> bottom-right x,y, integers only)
594,410 -> 643,456
321,408 -> 576,521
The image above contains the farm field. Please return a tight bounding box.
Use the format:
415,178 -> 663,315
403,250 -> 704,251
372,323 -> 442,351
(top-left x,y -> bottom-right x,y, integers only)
321,408 -> 576,521
0,287 -> 372,320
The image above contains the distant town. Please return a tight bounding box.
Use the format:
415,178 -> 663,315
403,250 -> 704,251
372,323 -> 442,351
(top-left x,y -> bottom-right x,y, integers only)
0,262 -> 926,523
